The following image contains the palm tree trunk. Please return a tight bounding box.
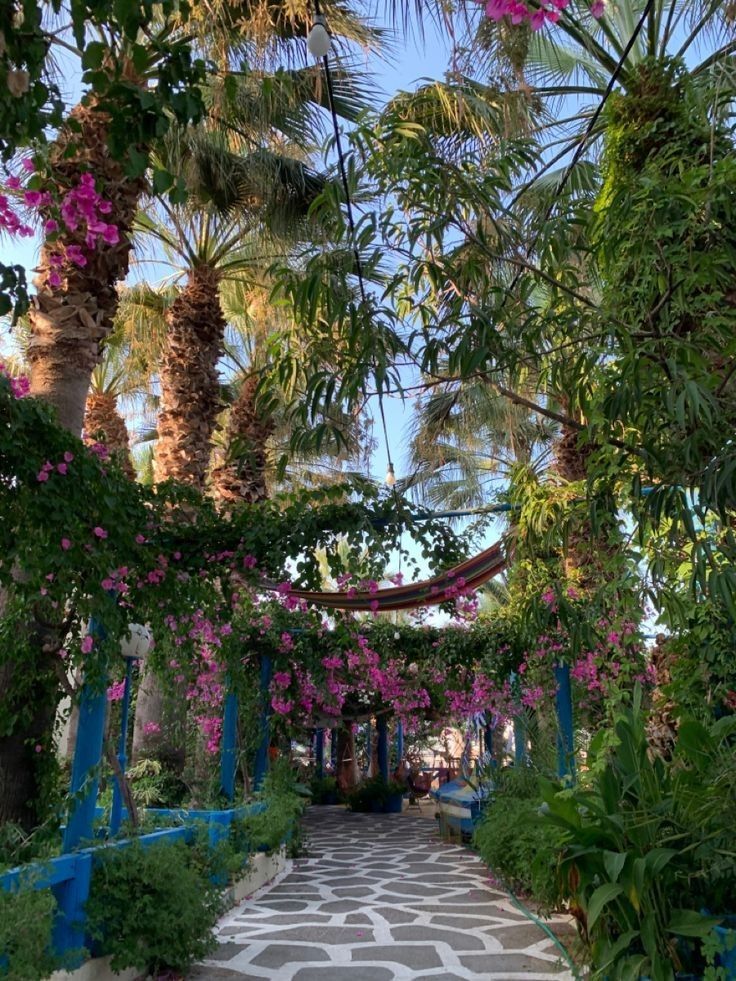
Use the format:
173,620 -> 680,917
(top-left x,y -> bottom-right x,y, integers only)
1,98 -> 146,829
27,97 -> 146,436
133,266 -> 226,765
84,392 -> 136,479
211,374 -> 274,505
155,265 -> 226,490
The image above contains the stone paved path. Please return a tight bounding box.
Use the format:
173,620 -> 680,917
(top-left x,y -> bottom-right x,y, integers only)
189,806 -> 574,980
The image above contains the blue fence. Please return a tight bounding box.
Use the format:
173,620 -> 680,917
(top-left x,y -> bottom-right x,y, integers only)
0,803 -> 264,969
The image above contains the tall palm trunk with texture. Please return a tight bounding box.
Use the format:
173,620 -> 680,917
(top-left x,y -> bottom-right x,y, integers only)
133,265 -> 226,764
155,265 -> 226,489
0,98 -> 146,829
211,374 -> 274,506
27,98 -> 146,435
84,392 -> 136,479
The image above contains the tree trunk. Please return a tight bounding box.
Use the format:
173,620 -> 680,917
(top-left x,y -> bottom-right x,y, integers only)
84,391 -> 136,479
27,97 -> 146,436
1,97 -> 146,829
133,266 -> 226,762
335,725 -> 360,794
155,265 -> 226,490
211,374 -> 274,506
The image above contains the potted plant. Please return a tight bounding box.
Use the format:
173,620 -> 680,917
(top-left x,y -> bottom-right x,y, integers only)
383,779 -> 406,813
310,775 -> 339,806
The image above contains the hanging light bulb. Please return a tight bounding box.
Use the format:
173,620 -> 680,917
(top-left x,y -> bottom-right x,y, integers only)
307,14 -> 331,58
385,462 -> 397,488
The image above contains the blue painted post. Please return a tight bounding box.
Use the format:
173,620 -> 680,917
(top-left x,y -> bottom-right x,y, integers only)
554,662 -> 575,781
253,655 -> 272,791
110,656 -> 136,834
364,719 -> 372,776
63,622 -> 108,852
484,721 -> 495,766
315,728 -> 325,779
377,716 -> 389,781
330,728 -> 337,768
509,673 -> 526,767
396,720 -> 404,766
52,853 -> 93,964
220,687 -> 238,803
514,716 -> 526,766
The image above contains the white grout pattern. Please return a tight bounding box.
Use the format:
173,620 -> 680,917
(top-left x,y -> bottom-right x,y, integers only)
189,806 -> 575,980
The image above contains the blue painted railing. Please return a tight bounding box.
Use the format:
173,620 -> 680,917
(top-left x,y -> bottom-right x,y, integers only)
0,802 -> 265,970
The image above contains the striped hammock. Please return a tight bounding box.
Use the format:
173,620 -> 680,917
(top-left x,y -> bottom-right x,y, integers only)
283,541 -> 506,612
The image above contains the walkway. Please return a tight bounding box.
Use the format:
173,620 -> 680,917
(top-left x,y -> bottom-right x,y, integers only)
190,806 -> 574,980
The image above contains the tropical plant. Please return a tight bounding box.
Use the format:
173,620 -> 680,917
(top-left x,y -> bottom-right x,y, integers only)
540,687 -> 736,979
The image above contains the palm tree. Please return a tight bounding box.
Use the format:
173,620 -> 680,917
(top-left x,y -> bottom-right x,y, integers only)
406,375 -> 557,511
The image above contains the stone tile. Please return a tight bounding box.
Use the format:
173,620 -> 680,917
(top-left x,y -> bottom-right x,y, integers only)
352,943 -> 443,969
294,969 -> 393,981
318,899 -> 367,913
250,926 -> 377,944
460,952 -> 565,973
344,913 -> 374,925
209,941 -> 249,961
392,924 -> 487,951
372,907 -> 418,925
492,923 -> 559,948
250,944 -> 330,968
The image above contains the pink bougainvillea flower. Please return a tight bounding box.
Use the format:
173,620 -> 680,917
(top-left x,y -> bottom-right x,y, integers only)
101,577 -> 115,590
22,190 -> 43,207
143,721 -> 161,735
56,462 -> 68,475
61,538 -> 71,550
545,7 -> 561,21
93,526 -> 108,539
81,635 -> 94,654
48,270 -> 62,288
21,157 -> 35,173
530,8 -> 546,28
63,451 -> 74,463
36,469 -> 50,482
6,175 -> 21,189
590,0 -> 605,15
135,533 -> 146,544
44,218 -> 59,234
485,0 -> 508,19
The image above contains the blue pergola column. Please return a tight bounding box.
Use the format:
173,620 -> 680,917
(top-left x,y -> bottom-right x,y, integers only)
509,672 -> 527,767
377,715 -> 389,781
554,662 -> 575,782
220,685 -> 239,803
109,655 -> 137,834
253,655 -> 273,791
330,728 -> 337,768
315,728 -> 325,779
63,619 -> 108,852
396,720 -> 404,766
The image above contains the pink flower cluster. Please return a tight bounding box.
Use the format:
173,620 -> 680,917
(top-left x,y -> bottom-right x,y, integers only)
0,363 -> 30,398
1,160 -> 121,290
484,0 -> 604,28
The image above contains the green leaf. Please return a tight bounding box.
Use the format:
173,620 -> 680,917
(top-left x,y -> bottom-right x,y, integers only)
667,909 -> 722,938
603,850 -> 628,883
587,883 -> 623,930
81,41 -> 106,70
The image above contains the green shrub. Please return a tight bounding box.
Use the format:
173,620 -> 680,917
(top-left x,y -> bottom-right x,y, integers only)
85,839 -> 224,975
0,884 -> 58,980
309,775 -> 340,804
346,776 -> 404,812
473,782 -> 562,912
